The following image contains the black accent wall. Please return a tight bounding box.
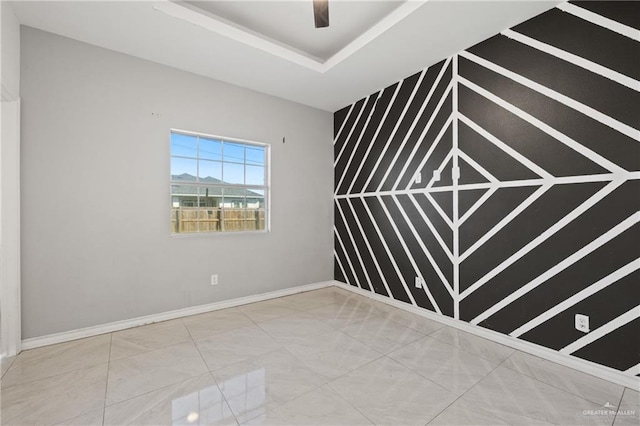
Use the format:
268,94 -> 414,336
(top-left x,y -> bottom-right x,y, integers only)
333,1 -> 640,376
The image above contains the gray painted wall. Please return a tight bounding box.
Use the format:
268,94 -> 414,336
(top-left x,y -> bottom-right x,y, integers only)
20,27 -> 334,339
1,2 -> 20,99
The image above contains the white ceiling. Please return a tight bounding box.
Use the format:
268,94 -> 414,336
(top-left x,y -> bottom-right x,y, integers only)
10,0 -> 562,111
188,1 -> 405,60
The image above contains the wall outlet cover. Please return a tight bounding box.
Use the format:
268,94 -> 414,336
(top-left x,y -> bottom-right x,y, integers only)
575,314 -> 590,333
414,276 -> 422,288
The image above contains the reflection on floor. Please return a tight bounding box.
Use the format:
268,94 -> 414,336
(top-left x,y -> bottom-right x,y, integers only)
1,287 -> 638,425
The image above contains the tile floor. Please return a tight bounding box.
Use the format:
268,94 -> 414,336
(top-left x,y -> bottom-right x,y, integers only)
1,287 -> 638,425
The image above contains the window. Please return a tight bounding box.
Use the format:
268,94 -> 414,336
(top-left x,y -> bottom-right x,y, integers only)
170,130 -> 268,234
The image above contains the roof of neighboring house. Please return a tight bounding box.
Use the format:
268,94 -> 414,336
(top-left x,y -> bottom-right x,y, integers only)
170,174 -> 263,197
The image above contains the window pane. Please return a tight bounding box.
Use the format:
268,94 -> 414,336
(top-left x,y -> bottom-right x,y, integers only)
246,145 -> 265,166
224,142 -> 244,164
200,138 -> 222,161
246,189 -> 265,209
171,185 -> 199,234
171,132 -> 268,235
171,133 -> 198,158
246,188 -> 265,231
171,158 -> 197,181
197,187 -> 222,233
245,165 -> 264,186
253,210 -> 266,231
199,186 -> 223,207
199,160 -> 222,182
223,162 -> 244,184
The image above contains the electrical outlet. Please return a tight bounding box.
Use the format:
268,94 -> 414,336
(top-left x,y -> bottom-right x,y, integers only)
210,274 -> 219,286
414,276 -> 422,288
414,172 -> 422,184
575,314 -> 589,333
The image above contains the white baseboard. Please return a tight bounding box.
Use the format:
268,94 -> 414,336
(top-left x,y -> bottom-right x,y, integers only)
334,281 -> 640,391
19,279 -> 640,392
21,280 -> 333,351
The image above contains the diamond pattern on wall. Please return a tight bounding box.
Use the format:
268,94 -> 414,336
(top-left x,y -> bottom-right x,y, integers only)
334,1 -> 640,376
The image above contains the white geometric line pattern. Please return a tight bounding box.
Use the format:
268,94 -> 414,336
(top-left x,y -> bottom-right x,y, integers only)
560,306 -> 640,355
502,29 -> 640,91
470,213 -> 640,325
557,2 -> 640,41
510,258 -> 640,338
345,198 -> 395,299
334,2 -> 639,374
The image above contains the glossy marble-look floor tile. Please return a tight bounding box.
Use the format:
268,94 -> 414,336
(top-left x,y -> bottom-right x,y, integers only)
211,348 -> 325,423
502,350 -> 624,406
195,325 -> 282,371
110,319 -> 191,360
182,307 -> 254,340
283,329 -> 383,381
54,408 -> 105,426
257,313 -> 339,344
279,289 -> 341,311
428,402 -> 522,425
106,341 -> 209,405
328,356 -> 458,425
1,355 -> 16,378
340,317 -> 425,354
614,388 -> 640,426
388,335 -> 499,395
246,385 -> 373,425
306,302 -> 385,329
2,334 -> 111,388
339,295 -> 391,318
237,298 -> 303,323
429,326 -> 515,364
1,287 -> 635,426
382,307 -> 446,335
1,363 -> 108,426
104,373 -> 236,425
456,365 -> 613,425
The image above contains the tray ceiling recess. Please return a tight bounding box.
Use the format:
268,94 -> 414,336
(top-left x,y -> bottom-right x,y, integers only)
155,1 -> 423,73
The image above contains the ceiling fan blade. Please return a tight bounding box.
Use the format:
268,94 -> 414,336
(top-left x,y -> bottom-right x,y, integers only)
313,0 -> 329,28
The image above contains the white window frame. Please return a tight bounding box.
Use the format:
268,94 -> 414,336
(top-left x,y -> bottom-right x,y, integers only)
170,129 -> 270,236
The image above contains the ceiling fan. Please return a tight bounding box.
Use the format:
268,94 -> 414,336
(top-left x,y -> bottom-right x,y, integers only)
313,0 -> 330,28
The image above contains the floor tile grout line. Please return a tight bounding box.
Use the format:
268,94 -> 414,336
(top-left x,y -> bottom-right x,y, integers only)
343,292 -> 627,410
229,302 -> 385,425
101,324 -> 218,410
413,332 -> 514,368
107,334 -> 194,364
0,339 -> 112,390
384,312 -> 447,335
499,349 -> 626,408
611,385 -> 627,426
227,345 -> 328,424
0,356 -> 16,380
425,328 -> 516,363
338,319 -> 428,357
385,350 -> 460,397
182,317 -> 241,426
101,333 -> 113,426
319,354 -> 392,426
96,318 -> 194,363
43,336 -> 113,426
424,352 -> 517,425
